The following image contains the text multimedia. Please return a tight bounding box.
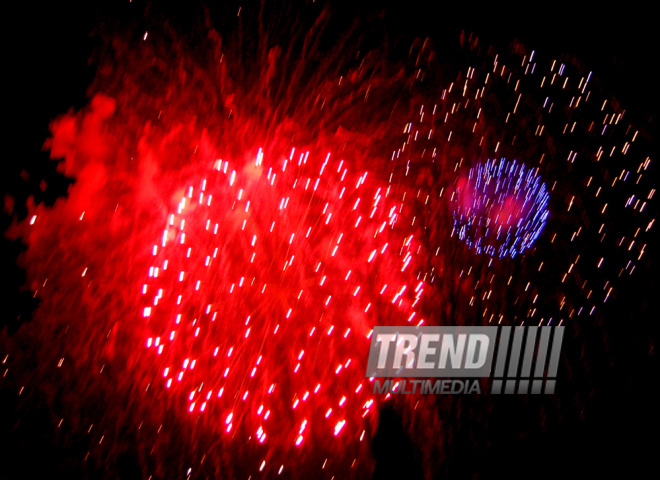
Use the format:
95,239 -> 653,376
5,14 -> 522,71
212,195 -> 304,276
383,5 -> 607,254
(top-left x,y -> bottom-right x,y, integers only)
372,379 -> 481,395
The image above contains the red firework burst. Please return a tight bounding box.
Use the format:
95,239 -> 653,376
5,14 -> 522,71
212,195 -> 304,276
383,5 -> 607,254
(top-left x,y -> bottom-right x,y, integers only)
139,146 -> 427,472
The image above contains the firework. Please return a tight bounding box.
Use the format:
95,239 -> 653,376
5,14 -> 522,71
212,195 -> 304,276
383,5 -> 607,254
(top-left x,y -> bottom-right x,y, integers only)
2,3 -> 655,480
139,146 -> 427,474
451,158 -> 550,258
396,45 -> 654,331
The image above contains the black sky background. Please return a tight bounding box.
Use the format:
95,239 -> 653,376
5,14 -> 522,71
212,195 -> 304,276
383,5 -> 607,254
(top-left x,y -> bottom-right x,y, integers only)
2,1 -> 657,478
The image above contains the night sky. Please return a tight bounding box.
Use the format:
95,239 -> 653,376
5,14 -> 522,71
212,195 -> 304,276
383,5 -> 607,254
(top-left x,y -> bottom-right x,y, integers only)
2,1 -> 657,479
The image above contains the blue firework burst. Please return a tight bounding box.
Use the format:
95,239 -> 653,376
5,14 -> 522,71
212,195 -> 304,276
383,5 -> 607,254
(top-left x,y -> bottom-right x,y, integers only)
452,158 -> 550,258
